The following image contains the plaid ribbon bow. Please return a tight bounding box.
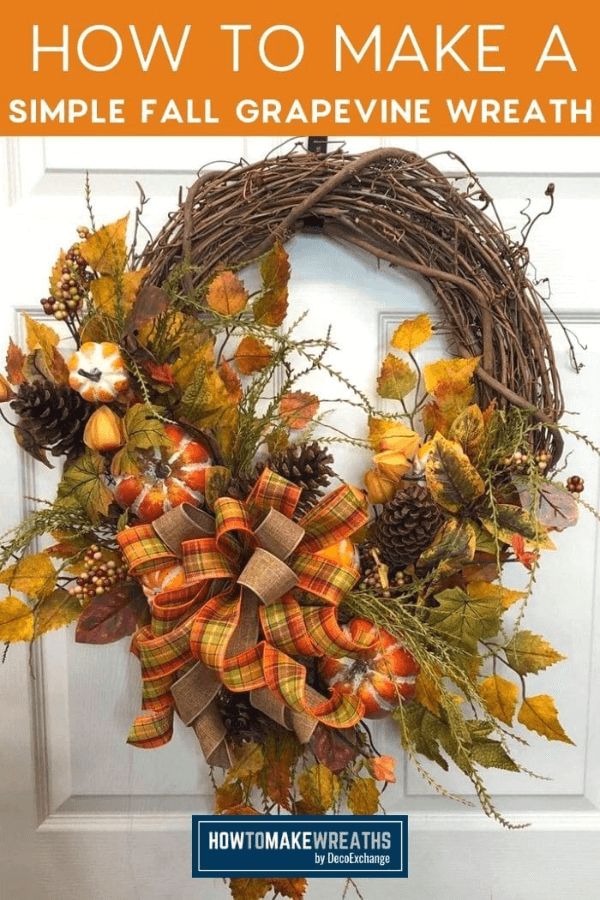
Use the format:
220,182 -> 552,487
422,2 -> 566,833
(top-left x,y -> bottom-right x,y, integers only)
118,469 -> 374,763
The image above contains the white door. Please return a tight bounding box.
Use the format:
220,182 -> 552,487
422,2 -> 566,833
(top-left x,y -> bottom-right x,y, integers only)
1,135 -> 599,900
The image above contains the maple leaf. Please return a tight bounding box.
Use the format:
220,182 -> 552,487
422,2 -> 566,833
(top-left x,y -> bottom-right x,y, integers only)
429,586 -> 502,653
279,392 -> 319,430
57,450 -> 113,522
478,674 -> 519,726
369,755 -> 397,783
518,694 -> 574,744
271,878 -> 307,900
467,581 -> 526,610
229,878 -> 272,900
79,216 -> 129,276
143,360 -> 175,388
347,777 -> 380,815
6,338 -> 26,385
207,270 -> 249,316
391,313 -> 433,352
235,336 -> 273,375
254,241 -> 290,326
377,354 -> 417,400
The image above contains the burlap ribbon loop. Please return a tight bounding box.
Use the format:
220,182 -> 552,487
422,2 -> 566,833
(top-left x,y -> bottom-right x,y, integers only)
119,468 -> 371,762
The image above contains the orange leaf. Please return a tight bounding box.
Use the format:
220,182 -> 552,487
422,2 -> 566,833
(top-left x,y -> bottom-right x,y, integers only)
254,241 -> 290,326
271,878 -> 308,900
423,356 -> 480,397
220,359 -> 243,403
207,270 -> 249,316
377,354 -> 417,400
280,391 -> 319,430
511,534 -> 539,570
235,336 -> 273,375
229,878 -> 272,900
391,314 -> 433,352
6,339 -> 26,385
369,755 -> 397,783
143,361 -> 175,388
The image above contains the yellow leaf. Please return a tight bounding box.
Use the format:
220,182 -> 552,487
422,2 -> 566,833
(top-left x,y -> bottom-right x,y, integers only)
449,404 -> 485,462
377,354 -> 417,400
414,673 -> 441,715
90,269 -> 148,319
23,314 -> 59,356
79,216 -> 129,276
347,776 -> 380,815
424,356 -> 480,396
49,249 -> 68,301
391,313 -> 433,352
504,630 -> 566,675
235,336 -> 273,375
0,596 -> 34,642
467,581 -> 527,610
518,694 -> 574,744
33,588 -> 82,638
229,878 -> 272,900
479,674 -> 518,726
172,332 -> 215,392
372,449 -> 411,481
0,553 -> 56,600
206,270 -> 249,316
368,418 -> 421,456
214,781 -> 243,813
297,763 -> 340,813
425,433 -> 485,513
225,742 -> 264,783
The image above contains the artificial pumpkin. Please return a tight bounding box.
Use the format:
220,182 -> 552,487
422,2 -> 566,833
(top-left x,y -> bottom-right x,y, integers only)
140,563 -> 186,602
68,342 -> 130,402
319,617 -> 419,719
113,423 -> 212,522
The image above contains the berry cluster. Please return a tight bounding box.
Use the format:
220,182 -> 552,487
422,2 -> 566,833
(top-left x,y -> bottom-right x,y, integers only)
566,475 -> 585,494
68,544 -> 127,602
40,228 -> 93,321
502,448 -> 551,473
360,547 -> 409,599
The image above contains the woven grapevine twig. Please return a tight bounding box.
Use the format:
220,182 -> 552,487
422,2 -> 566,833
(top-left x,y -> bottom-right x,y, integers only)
139,146 -> 566,461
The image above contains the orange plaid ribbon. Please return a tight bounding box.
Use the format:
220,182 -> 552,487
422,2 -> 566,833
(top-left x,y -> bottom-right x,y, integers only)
118,469 -> 374,751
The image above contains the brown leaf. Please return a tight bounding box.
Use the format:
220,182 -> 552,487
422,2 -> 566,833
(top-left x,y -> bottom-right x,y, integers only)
262,731 -> 300,810
311,723 -> 358,774
254,241 -> 290,326
6,339 -> 26,385
207,271 -> 249,316
235,336 -> 273,375
14,424 -> 52,468
229,878 -> 271,900
280,392 -> 319,430
271,878 -> 307,900
219,360 -> 243,404
125,284 -> 169,336
75,583 -> 146,644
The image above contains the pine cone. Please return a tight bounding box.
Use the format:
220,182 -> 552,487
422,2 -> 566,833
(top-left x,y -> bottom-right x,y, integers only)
227,471 -> 258,503
215,689 -> 274,745
258,442 -> 335,516
374,485 -> 443,569
11,381 -> 93,459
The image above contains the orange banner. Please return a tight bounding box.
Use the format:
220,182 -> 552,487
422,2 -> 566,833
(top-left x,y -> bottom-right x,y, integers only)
0,0 -> 597,135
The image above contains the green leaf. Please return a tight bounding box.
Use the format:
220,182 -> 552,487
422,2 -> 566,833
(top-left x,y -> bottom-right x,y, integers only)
429,587 -> 502,652
481,504 -> 543,545
425,433 -> 485,513
504,630 -> 566,675
470,738 -> 520,771
111,404 -> 170,475
377,354 -> 417,400
393,704 -> 448,770
346,777 -> 380,815
57,450 -> 113,522
448,404 -> 485,462
418,518 -> 476,577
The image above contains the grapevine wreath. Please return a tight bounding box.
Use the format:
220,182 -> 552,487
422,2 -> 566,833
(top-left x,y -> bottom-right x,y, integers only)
0,146 -> 592,896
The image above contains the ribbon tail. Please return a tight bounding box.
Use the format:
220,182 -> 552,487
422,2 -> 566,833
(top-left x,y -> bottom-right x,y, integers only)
171,660 -> 235,768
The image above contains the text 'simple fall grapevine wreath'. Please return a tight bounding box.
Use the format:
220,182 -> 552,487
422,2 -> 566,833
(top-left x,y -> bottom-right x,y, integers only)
0,147 -> 593,898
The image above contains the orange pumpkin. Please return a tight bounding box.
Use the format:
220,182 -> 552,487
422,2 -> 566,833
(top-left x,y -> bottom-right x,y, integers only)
317,538 -> 357,568
319,617 -> 419,719
140,563 -> 186,602
113,424 -> 212,523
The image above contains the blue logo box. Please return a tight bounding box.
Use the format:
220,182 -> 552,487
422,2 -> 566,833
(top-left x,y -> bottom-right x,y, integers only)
192,815 -> 408,878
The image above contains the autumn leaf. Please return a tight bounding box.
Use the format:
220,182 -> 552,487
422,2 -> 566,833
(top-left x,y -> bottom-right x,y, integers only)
424,356 -> 480,397
0,553 -> 56,600
429,587 -> 501,653
511,534 -> 539,570
125,284 -> 169,336
6,338 -> 26,385
414,672 -> 442,715
235,336 -> 273,375
377,354 -> 417,400
111,404 -> 170,476
23,314 -> 59,366
347,776 -> 380,815
369,755 -> 397,783
297,763 -> 340,813
418,518 -> 476,577
449,405 -> 485,462
478,674 -> 519,726
143,360 -> 175,388
90,270 -> 148,319
79,216 -> 129,276
262,730 -> 300,810
75,583 -> 146,644
226,743 -> 265,783
467,581 -> 526,611
425,433 -> 485,513
270,878 -> 307,900
0,596 -> 34,642
504,630 -> 565,675
171,331 -> 215,393
470,738 -> 520,771
280,392 -> 319,430
214,781 -> 243,814
229,878 -> 272,900
367,418 -> 420,457
481,505 -> 546,546
254,241 -> 290,326
391,313 -> 433,352
517,480 -> 579,532
518,695 -> 574,744
312,723 -> 358,774
219,360 -> 243,403
33,589 -> 82,638
179,364 -> 233,429
206,270 -> 249,316
393,704 -> 449,771
203,466 -> 233,511
57,450 -> 113,522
